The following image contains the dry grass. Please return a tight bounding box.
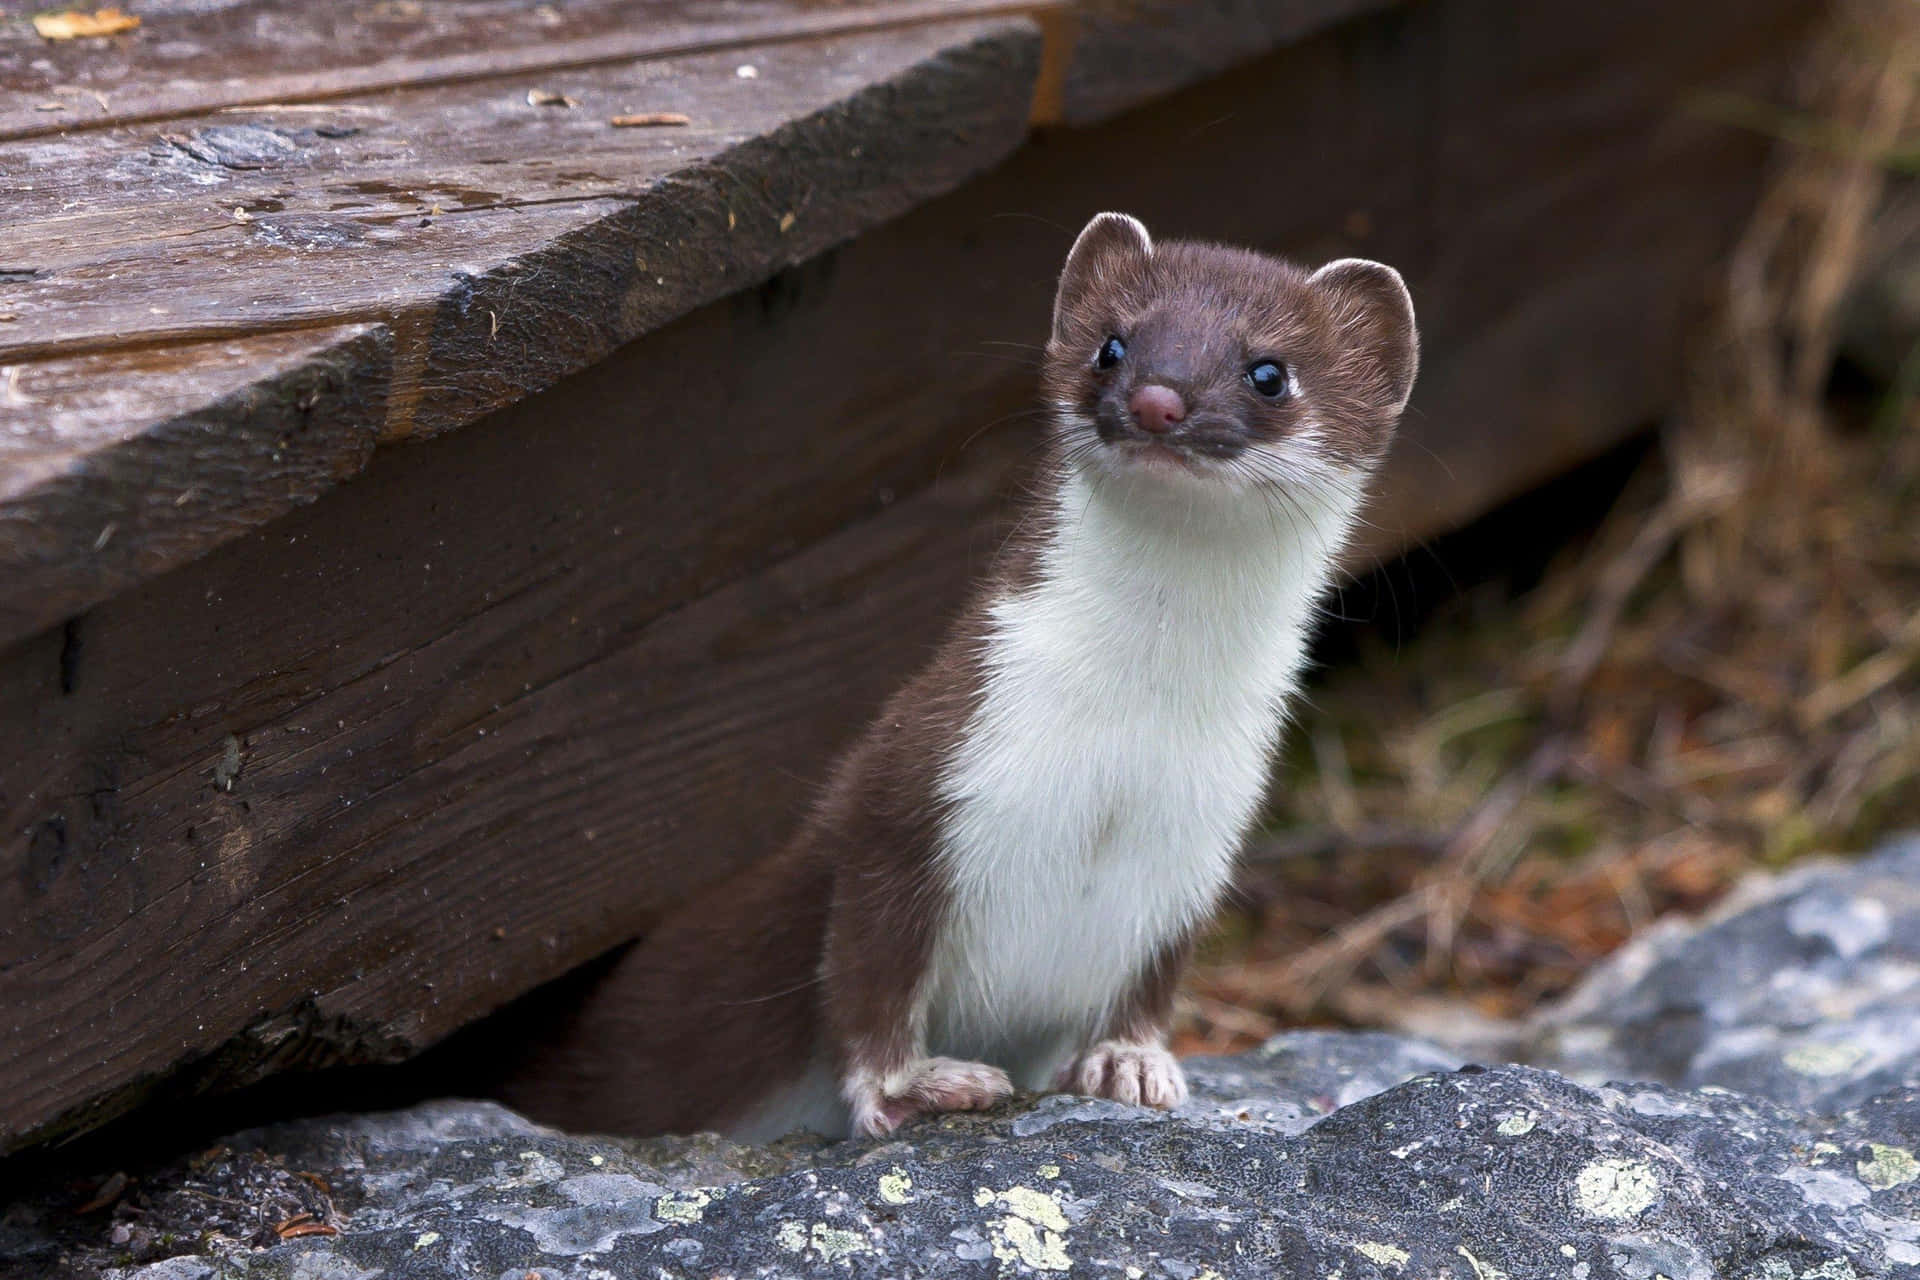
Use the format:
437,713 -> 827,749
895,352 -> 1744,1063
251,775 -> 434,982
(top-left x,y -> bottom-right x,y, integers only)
1174,0 -> 1920,1054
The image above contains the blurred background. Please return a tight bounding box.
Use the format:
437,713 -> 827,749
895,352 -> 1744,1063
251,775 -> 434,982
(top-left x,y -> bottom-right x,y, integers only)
1177,0 -> 1920,1052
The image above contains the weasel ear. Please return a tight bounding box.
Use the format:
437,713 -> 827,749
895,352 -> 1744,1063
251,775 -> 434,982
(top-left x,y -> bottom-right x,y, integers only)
1310,258 -> 1419,415
1053,212 -> 1152,340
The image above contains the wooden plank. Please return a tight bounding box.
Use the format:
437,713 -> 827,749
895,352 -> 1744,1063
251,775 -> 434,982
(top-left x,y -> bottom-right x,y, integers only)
0,0 -> 1403,143
0,18 -> 1042,648
0,195 -> 1054,1150
1343,0 -> 1804,559
0,328 -> 391,645
0,1 -> 1060,142
0,367 -> 1025,1160
0,20 -> 1042,364
2,467 -> 1004,1142
0,0 -> 1819,1153
1055,0 -> 1395,124
0,0 -> 1423,655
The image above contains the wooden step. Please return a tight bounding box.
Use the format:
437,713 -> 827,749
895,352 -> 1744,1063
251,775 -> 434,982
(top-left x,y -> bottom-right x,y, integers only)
0,11 -> 1046,650
0,0 -> 1392,654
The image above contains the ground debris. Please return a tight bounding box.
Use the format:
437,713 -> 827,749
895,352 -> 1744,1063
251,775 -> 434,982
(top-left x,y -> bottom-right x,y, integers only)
71,1173 -> 126,1216
31,8 -> 139,40
5,1146 -> 348,1275
1178,0 -> 1920,1053
610,112 -> 691,128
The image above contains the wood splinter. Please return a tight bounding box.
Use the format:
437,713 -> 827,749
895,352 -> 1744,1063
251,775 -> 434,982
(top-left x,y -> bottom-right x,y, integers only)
610,112 -> 691,127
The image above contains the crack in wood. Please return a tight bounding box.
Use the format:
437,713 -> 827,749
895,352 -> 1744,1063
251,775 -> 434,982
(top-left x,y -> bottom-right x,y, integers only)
0,0 -> 1065,143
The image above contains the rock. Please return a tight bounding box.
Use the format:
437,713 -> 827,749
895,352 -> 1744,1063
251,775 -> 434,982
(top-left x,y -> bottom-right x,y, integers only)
5,837 -> 1918,1279
1525,835 -> 1920,1115
21,1054 -> 1917,1279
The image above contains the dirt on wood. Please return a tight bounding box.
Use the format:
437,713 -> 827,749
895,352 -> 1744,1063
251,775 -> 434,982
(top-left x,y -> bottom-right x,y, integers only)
29,9 -> 140,41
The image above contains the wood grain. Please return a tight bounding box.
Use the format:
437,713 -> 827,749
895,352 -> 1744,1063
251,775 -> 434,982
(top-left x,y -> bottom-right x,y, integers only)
0,0 -> 1396,655
0,20 -> 1041,366
0,314 -> 1028,1157
0,0 -> 1397,141
0,18 -> 1042,649
1057,0 -> 1397,123
0,327 -> 391,645
0,1 -> 1063,142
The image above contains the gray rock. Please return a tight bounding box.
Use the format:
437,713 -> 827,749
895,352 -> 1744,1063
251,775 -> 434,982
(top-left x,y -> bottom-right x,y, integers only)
7,836 -> 1919,1279
1526,835 -> 1920,1114
68,1057 -> 1920,1279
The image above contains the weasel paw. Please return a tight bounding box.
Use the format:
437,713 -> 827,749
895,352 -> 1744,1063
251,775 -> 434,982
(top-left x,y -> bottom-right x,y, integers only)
846,1058 -> 1013,1137
1060,1040 -> 1188,1109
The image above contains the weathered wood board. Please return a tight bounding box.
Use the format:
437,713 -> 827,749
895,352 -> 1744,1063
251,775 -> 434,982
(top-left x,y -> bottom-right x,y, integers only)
0,0 -> 1820,1154
0,17 -> 1045,648
0,0 -> 1449,658
3,20 -> 1046,364
1058,0 -> 1396,123
0,1 -> 1056,142
0,253 -> 1034,1155
0,328 -> 391,644
0,0 -> 1385,140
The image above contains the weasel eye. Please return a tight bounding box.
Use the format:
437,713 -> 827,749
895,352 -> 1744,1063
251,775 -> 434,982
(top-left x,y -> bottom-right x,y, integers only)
1095,335 -> 1126,370
1247,360 -> 1288,398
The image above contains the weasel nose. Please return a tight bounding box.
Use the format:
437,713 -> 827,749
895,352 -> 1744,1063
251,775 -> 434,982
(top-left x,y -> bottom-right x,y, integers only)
1128,385 -> 1187,434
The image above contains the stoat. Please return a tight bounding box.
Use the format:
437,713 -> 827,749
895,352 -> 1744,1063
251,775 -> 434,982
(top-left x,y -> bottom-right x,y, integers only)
494,212 -> 1419,1141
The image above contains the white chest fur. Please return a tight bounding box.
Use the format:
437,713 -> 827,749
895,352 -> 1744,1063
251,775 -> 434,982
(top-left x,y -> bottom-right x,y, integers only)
922,470 -> 1357,1086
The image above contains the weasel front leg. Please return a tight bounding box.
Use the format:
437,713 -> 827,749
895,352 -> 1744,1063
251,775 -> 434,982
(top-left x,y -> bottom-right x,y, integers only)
820,865 -> 1010,1137
1058,936 -> 1193,1110
843,1058 -> 1014,1137
1064,1040 -> 1188,1108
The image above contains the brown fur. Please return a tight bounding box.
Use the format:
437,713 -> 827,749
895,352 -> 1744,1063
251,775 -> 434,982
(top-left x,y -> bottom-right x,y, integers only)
493,604 -> 1000,1135
1100,931 -> 1196,1047
1047,225 -> 1412,469
492,215 -> 1416,1138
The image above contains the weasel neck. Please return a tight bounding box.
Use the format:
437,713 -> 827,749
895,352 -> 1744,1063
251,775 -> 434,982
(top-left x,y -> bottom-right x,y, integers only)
1010,465 -> 1364,687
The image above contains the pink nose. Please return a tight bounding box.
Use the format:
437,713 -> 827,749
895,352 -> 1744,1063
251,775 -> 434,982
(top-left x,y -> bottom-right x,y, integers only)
1128,385 -> 1186,434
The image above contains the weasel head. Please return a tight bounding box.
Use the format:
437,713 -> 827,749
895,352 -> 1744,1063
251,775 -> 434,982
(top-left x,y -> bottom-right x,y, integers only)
1044,212 -> 1418,502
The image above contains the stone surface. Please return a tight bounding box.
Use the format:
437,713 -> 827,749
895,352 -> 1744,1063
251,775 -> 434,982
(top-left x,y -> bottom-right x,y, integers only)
3,839 -> 1917,1279
1526,835 -> 1920,1115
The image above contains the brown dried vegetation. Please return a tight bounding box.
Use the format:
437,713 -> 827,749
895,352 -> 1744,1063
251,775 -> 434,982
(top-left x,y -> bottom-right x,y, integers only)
1177,0 -> 1920,1053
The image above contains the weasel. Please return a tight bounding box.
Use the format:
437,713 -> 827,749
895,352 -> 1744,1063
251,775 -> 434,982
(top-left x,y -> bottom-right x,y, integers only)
494,213 -> 1418,1141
